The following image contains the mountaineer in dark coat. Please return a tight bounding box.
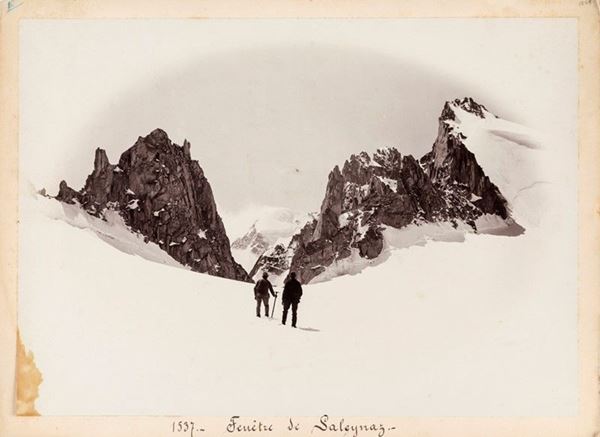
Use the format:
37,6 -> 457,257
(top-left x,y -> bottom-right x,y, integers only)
281,272 -> 303,328
254,272 -> 276,318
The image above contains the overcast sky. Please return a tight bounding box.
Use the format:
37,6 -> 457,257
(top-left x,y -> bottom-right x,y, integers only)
20,19 -> 576,215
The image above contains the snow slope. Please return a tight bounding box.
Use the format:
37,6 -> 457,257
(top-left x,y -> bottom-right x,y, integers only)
18,183 -> 577,416
25,194 -> 188,271
310,216 -> 518,284
230,247 -> 259,274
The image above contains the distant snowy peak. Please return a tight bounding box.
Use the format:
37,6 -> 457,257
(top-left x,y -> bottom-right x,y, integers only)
231,207 -> 313,252
230,207 -> 314,281
232,224 -> 270,254
253,208 -> 314,238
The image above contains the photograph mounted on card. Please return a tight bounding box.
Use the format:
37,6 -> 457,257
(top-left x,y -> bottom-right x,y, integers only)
17,18 -> 578,417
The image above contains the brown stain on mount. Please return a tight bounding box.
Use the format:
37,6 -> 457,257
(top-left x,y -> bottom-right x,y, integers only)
16,330 -> 42,416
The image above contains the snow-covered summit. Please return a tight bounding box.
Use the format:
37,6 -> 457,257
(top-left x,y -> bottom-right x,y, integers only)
227,206 -> 313,274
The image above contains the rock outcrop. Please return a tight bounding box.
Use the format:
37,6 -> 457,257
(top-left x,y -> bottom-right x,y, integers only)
252,98 -> 516,284
421,98 -> 508,219
56,129 -> 250,282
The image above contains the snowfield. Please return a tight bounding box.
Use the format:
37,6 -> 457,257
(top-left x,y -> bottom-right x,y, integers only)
26,196 -> 188,271
18,109 -> 577,416
19,193 -> 576,416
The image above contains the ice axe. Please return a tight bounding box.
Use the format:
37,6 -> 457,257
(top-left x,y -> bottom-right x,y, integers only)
271,291 -> 278,318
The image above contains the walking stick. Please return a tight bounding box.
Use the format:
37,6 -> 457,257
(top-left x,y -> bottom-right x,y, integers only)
271,291 -> 278,318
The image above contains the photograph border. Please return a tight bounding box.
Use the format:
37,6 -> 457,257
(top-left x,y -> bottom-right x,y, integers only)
1,1 -> 598,436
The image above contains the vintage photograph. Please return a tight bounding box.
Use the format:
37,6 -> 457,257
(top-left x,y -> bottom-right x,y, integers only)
16,18 -> 578,418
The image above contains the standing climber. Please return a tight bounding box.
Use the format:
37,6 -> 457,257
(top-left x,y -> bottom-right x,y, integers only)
254,272 -> 276,318
282,272 -> 303,328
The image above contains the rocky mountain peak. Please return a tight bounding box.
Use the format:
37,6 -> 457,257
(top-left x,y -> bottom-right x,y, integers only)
55,129 -> 250,282
93,148 -> 111,175
342,155 -> 371,185
441,97 -> 496,122
252,98 -> 517,284
373,147 -> 402,169
145,127 -> 172,147
182,138 -> 192,159
312,165 -> 344,241
423,100 -> 508,219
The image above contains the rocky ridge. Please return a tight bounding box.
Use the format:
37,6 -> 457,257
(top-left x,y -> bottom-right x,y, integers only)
56,129 -> 250,282
251,98 -> 517,283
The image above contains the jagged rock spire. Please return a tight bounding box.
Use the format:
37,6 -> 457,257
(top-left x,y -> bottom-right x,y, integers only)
55,129 -> 250,282
275,98 -> 515,283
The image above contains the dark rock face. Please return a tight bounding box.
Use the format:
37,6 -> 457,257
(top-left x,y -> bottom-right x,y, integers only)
254,97 -> 514,284
55,129 -> 250,282
420,97 -> 508,219
312,165 -> 344,241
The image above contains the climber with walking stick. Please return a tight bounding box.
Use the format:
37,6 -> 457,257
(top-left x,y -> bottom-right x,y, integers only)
253,271 -> 276,318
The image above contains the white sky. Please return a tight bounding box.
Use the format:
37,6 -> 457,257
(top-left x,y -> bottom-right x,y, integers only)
20,19 -> 577,214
